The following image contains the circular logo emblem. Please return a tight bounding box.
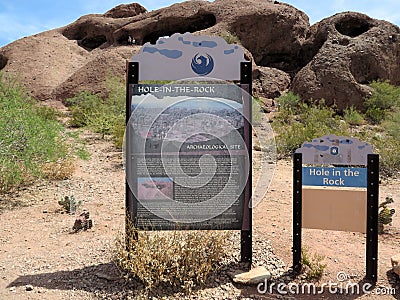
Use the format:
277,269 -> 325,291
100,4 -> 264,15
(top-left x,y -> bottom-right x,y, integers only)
191,53 -> 214,76
330,146 -> 339,155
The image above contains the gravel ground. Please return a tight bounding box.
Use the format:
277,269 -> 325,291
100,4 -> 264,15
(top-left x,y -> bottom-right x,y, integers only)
0,131 -> 399,299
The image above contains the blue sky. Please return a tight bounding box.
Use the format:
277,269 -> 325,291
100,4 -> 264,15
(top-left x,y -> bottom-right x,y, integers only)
1,0 -> 399,47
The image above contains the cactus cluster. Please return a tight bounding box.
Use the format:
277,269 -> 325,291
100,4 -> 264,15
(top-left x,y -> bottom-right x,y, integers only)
378,196 -> 396,234
58,195 -> 82,214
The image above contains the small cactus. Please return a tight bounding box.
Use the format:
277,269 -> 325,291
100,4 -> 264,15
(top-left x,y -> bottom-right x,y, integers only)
378,197 -> 396,234
58,195 -> 82,214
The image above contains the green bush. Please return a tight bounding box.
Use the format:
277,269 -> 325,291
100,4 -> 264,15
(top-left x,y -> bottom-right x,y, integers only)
67,76 -> 126,147
277,92 -> 302,114
219,31 -> 239,44
374,137 -> 400,177
343,106 -> 365,125
272,100 -> 348,157
365,80 -> 400,124
0,73 -> 78,193
382,110 -> 400,140
301,246 -> 327,280
67,92 -> 101,127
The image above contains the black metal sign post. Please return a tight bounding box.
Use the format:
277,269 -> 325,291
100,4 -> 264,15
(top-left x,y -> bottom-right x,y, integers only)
366,154 -> 379,282
292,152 -> 302,274
292,137 -> 379,283
125,61 -> 138,246
240,61 -> 252,263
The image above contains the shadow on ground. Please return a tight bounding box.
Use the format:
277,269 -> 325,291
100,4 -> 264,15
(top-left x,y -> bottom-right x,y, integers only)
7,261 -> 250,298
386,270 -> 400,300
9,262 -> 399,298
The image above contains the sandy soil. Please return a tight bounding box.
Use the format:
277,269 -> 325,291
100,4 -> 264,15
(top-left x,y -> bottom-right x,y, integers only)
0,131 -> 399,299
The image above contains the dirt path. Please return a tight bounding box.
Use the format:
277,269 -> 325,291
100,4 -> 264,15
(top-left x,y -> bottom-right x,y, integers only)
0,132 -> 399,299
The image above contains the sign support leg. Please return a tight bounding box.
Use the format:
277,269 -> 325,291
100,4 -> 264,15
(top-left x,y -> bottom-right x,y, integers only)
126,62 -> 139,250
366,154 -> 379,283
240,62 -> 252,264
293,153 -> 302,274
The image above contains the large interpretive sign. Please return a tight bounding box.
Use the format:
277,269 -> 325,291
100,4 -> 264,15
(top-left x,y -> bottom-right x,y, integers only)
125,33 -> 253,262
126,83 -> 249,230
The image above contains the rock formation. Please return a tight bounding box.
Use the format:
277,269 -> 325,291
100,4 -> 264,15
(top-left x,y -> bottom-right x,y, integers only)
291,12 -> 400,110
0,0 -> 399,110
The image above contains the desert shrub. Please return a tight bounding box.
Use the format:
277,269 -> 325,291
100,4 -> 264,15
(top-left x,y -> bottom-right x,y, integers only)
301,246 -> 327,280
356,127 -> 400,177
219,31 -> 239,44
272,90 -> 400,177
368,82 -> 400,170
67,92 -> 101,127
365,80 -> 400,124
41,159 -> 75,180
382,110 -> 400,140
343,106 -> 365,125
277,92 -> 302,114
114,226 -> 230,291
272,100 -> 348,157
0,73 -> 80,193
67,76 -> 126,147
374,137 -> 400,177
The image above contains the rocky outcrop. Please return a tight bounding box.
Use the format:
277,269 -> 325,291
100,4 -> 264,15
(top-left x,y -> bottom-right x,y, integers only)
0,30 -> 90,100
2,0 -> 306,102
53,46 -> 139,101
291,12 -> 400,110
229,1 -> 309,74
253,66 -> 291,99
104,3 -> 147,18
0,1 -> 399,108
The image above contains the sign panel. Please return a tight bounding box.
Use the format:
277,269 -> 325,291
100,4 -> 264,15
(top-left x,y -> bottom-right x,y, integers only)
302,188 -> 367,233
131,33 -> 248,80
302,167 -> 367,188
296,135 -> 373,166
126,83 -> 250,230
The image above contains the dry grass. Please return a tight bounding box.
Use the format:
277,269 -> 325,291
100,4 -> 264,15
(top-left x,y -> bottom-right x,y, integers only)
42,159 -> 75,180
114,224 -> 231,292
